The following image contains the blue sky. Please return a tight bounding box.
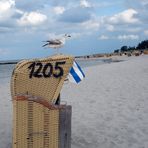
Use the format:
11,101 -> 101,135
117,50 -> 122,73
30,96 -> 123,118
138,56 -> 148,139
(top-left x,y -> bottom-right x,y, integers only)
0,0 -> 148,60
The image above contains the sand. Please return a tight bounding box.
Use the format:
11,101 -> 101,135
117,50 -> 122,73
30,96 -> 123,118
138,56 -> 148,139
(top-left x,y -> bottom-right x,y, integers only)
0,80 -> 12,147
0,55 -> 148,148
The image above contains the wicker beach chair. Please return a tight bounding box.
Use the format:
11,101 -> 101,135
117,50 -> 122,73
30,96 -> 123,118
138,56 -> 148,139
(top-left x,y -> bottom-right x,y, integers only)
11,54 -> 74,148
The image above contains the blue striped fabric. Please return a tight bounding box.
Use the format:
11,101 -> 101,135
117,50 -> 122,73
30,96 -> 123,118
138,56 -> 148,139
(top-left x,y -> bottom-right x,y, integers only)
75,61 -> 85,78
68,61 -> 85,83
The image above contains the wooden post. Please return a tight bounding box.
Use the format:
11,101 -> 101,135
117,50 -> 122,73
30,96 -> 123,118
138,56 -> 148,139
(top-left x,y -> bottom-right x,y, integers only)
59,106 -> 72,148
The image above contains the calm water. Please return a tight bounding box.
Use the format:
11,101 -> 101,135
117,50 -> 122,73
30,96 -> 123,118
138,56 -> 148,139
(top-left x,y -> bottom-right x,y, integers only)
0,58 -> 111,82
0,64 -> 15,81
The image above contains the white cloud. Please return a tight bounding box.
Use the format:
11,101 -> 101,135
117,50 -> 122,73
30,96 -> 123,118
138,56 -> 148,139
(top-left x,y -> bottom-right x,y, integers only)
109,9 -> 139,24
15,9 -> 24,15
18,12 -> 47,26
0,0 -> 15,12
80,0 -> 92,8
117,34 -> 139,40
144,30 -> 148,36
98,35 -> 109,40
106,25 -> 115,31
81,20 -> 100,30
53,6 -> 65,15
0,0 -> 15,20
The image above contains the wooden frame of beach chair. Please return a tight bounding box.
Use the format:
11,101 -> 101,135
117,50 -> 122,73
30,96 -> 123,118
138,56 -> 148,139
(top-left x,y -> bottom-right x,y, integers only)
11,54 -> 74,148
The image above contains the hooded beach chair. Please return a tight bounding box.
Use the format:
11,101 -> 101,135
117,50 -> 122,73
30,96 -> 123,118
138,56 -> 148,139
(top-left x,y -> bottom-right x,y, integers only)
11,54 -> 74,148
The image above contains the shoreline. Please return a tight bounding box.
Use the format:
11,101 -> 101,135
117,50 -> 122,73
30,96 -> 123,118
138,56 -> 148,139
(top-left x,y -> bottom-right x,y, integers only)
0,53 -> 146,65
0,62 -> 17,65
0,55 -> 128,65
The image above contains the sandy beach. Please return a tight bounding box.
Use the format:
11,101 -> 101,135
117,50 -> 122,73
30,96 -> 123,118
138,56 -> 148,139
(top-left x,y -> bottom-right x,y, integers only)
0,55 -> 148,148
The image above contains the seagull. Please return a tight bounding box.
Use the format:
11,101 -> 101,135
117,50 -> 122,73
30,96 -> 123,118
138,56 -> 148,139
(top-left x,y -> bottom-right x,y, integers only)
42,34 -> 71,53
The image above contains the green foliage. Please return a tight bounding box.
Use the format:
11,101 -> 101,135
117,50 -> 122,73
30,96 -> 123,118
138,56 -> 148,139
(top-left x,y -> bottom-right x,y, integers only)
136,40 -> 148,50
121,46 -> 128,52
114,40 -> 148,53
114,49 -> 119,53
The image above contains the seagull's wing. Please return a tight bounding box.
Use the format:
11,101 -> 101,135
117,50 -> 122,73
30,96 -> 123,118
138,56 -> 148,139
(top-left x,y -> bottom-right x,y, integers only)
49,39 -> 62,45
42,43 -> 49,47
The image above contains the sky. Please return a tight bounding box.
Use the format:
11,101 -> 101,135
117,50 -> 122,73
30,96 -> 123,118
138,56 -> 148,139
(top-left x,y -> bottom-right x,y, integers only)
0,0 -> 148,60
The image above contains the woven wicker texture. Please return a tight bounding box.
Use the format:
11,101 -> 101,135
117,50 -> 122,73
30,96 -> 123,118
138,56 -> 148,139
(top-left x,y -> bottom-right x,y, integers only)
11,55 -> 74,148
13,100 -> 59,148
11,54 -> 74,103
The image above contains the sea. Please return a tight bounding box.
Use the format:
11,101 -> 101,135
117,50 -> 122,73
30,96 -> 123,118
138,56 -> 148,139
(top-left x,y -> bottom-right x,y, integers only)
0,58 -> 112,83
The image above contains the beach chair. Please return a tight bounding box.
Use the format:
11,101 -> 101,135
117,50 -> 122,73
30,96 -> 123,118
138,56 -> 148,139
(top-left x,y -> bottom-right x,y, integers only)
11,54 -> 74,148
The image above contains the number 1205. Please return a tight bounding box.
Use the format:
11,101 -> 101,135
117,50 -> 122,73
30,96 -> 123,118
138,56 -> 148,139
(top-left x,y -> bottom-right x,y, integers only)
28,61 -> 66,79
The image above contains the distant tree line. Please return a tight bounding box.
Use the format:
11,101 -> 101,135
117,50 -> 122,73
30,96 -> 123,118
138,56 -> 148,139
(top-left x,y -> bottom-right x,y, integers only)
114,40 -> 148,53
